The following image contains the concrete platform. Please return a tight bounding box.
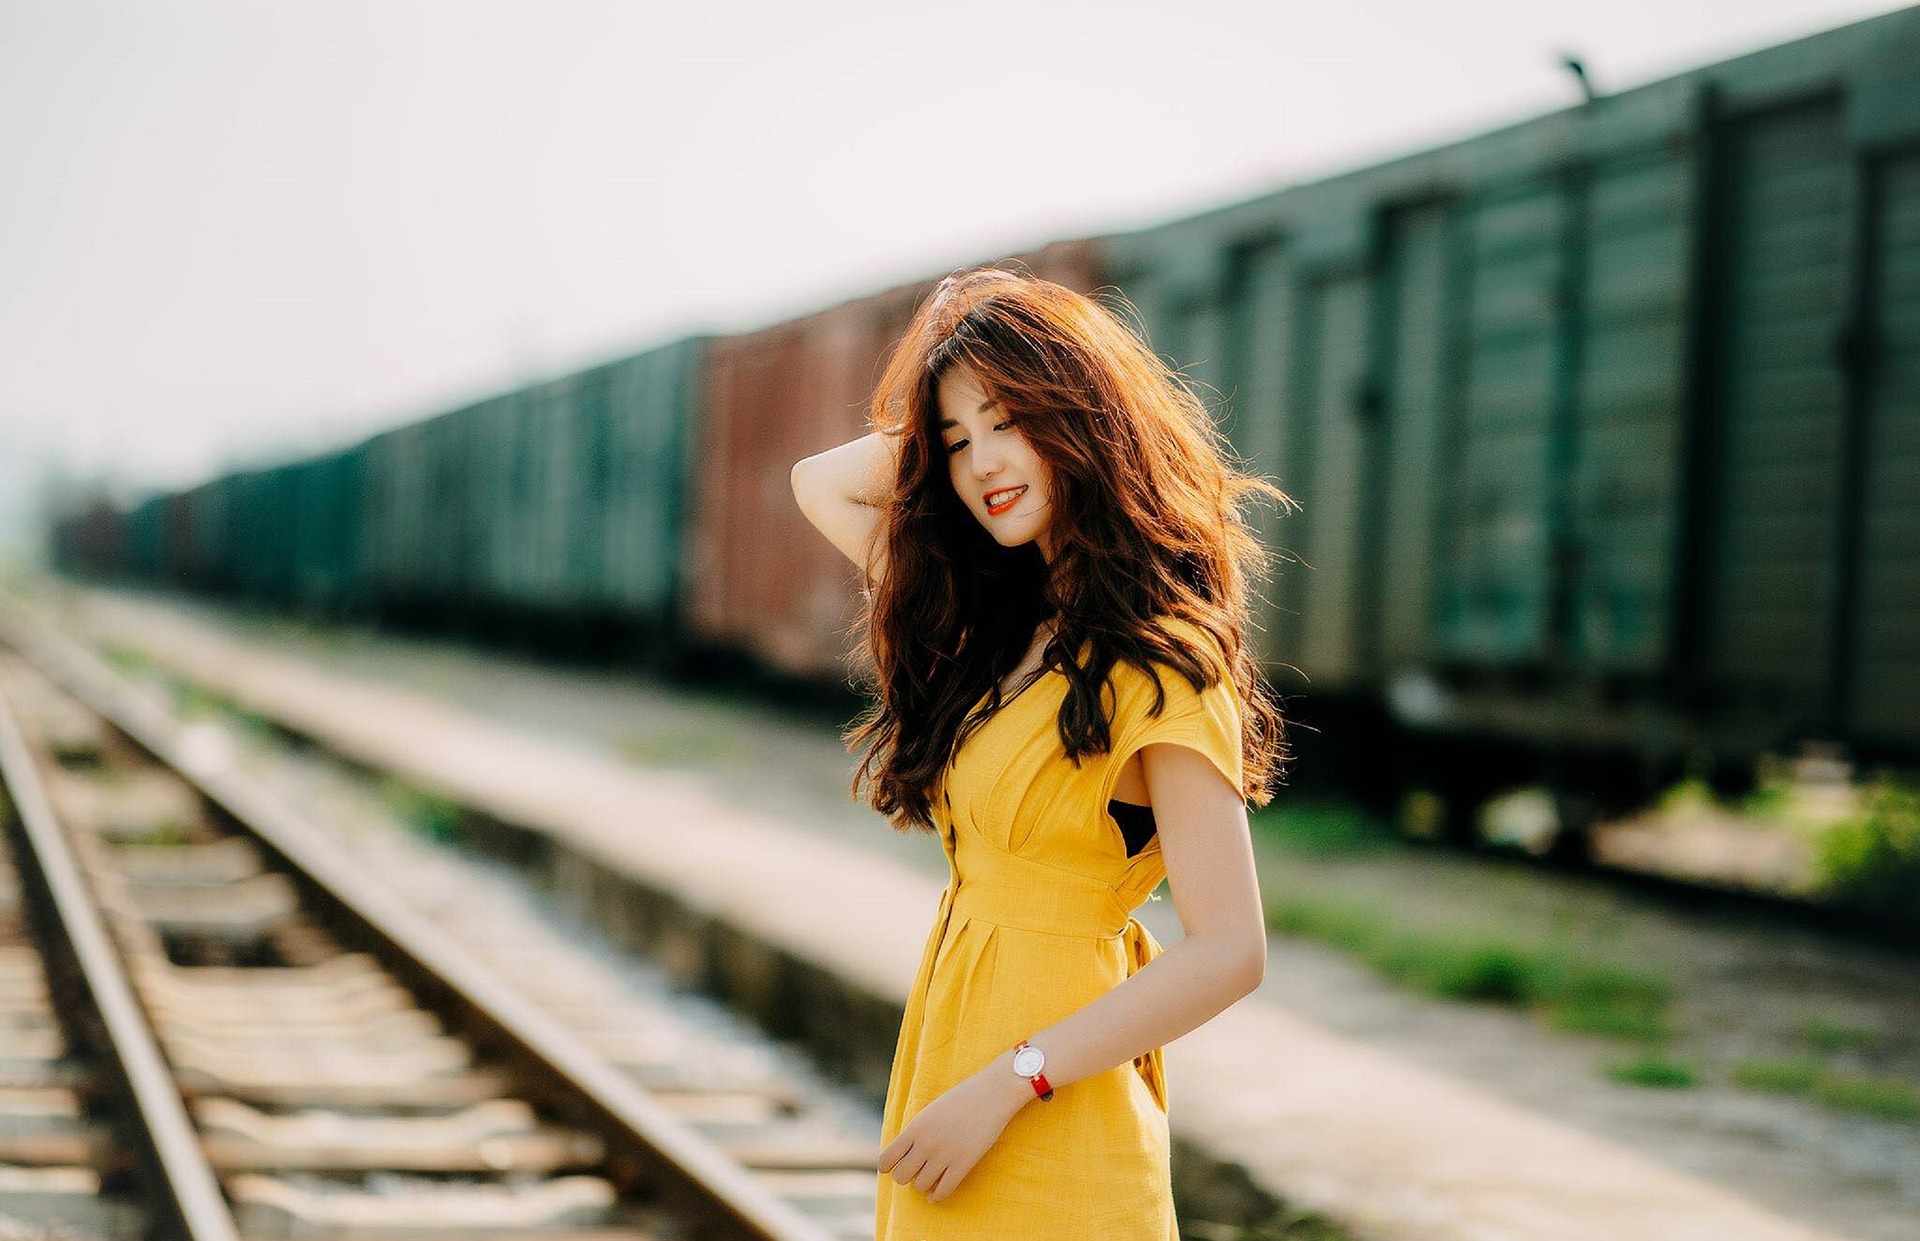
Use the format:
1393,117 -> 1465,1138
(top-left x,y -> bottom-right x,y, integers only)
3,586 -> 1859,1241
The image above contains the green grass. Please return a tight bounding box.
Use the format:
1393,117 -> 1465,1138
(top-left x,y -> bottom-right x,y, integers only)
376,776 -> 467,845
616,722 -> 752,767
1733,1057 -> 1821,1093
173,683 -> 279,740
1814,774 -> 1920,915
1654,775 -> 1717,814
1542,985 -> 1671,1041
102,644 -> 157,677
1802,1016 -> 1882,1054
1812,1075 -> 1920,1122
126,819 -> 193,847
1603,1054 -> 1700,1089
1732,1058 -> 1920,1122
1251,797 -> 1674,1041
1261,889 -> 1673,1040
175,683 -> 231,720
1249,801 -> 1398,856
1737,780 -> 1792,823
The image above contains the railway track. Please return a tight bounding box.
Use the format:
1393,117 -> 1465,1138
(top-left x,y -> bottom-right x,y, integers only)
0,766 -> 155,1237
0,627 -> 882,1239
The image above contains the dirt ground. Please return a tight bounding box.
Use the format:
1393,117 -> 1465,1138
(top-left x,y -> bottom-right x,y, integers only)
39,582 -> 1920,1241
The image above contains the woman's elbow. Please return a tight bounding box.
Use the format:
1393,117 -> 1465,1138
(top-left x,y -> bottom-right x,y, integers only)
1231,930 -> 1266,997
789,457 -> 815,505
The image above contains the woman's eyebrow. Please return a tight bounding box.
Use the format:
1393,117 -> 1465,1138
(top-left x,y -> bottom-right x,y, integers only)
937,398 -> 995,431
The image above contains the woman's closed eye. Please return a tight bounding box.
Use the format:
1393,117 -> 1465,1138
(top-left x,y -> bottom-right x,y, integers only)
944,421 -> 1015,454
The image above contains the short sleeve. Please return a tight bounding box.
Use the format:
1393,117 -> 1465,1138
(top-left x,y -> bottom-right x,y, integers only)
1102,623 -> 1246,802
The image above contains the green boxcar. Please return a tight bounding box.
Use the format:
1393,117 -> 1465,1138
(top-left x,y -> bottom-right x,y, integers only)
1849,137 -> 1920,747
228,464 -> 299,605
289,446 -> 367,615
364,408 -> 475,615
572,338 -> 703,626
506,375 -> 577,610
360,424 -> 419,610
462,338 -> 702,626
182,475 -> 235,593
423,406 -> 480,607
124,494 -> 167,582
467,389 -> 537,611
1693,98 -> 1854,731
1102,6 -> 1920,758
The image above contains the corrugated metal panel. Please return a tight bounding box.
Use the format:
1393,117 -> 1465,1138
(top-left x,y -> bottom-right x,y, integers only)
1112,231 -> 1311,681
488,375 -> 577,609
597,338 -> 702,622
231,464 -> 299,605
1703,99 -> 1851,713
426,408 -> 479,605
1374,202 -> 1456,674
369,426 -> 406,604
469,395 -> 520,606
1850,149 -> 1920,745
565,363 -> 615,604
691,297 -> 893,675
1229,241 -> 1304,682
365,413 -> 462,610
367,422 -> 429,606
539,376 -> 582,606
161,493 -> 194,584
1436,184 -> 1570,664
290,447 -> 365,614
124,495 -> 166,581
1290,271 -> 1371,687
52,498 -> 125,576
1568,148 -> 1695,673
184,477 -> 234,592
229,469 -> 265,600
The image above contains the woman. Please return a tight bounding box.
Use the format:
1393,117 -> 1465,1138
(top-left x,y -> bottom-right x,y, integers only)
789,266 -> 1292,1239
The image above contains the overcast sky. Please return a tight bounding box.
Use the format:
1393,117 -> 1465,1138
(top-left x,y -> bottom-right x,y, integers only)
0,0 -> 1905,558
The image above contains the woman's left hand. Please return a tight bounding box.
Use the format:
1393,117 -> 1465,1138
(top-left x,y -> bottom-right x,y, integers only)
878,1060 -> 1029,1203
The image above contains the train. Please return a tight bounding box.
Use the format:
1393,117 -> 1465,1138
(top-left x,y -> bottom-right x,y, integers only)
48,7 -> 1920,845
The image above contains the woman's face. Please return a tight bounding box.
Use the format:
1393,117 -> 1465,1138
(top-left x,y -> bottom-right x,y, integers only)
936,364 -> 1056,562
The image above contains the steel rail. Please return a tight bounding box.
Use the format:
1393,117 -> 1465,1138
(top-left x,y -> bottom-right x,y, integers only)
0,670 -> 243,1240
0,605 -> 838,1241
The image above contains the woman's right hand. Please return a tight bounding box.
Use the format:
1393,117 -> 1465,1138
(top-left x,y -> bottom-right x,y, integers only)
790,430 -> 903,585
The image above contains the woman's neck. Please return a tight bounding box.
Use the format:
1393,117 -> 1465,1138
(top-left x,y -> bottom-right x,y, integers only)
995,619 -> 1057,700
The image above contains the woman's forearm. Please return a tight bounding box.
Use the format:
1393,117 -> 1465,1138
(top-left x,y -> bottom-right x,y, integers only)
791,430 -> 899,510
977,929 -> 1264,1110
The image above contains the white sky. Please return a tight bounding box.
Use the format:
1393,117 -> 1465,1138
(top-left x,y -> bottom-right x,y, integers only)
0,0 -> 1905,556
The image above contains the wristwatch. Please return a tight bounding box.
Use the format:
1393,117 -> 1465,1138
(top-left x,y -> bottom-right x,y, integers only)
1011,1038 -> 1054,1101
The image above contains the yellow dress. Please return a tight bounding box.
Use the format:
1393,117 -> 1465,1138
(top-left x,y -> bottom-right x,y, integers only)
876,618 -> 1245,1240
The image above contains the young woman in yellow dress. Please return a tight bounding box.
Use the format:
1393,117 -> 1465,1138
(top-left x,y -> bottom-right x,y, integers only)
790,266 -> 1293,1239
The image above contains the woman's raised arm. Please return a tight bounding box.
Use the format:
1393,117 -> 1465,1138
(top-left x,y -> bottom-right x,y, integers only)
790,430 -> 901,585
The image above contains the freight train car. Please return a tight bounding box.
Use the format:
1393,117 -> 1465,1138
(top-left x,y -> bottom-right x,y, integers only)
1101,6 -> 1920,828
287,446 -> 367,616
505,339 -> 703,638
177,475 -> 234,595
312,337 -> 706,645
47,496 -> 124,579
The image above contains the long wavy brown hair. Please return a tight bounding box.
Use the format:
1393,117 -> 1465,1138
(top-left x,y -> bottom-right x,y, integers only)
847,265 -> 1297,833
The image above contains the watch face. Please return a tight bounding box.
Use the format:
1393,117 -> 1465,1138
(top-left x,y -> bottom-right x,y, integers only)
1012,1046 -> 1044,1077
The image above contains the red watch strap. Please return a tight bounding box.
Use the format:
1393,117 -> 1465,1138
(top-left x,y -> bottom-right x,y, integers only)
1014,1039 -> 1055,1101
